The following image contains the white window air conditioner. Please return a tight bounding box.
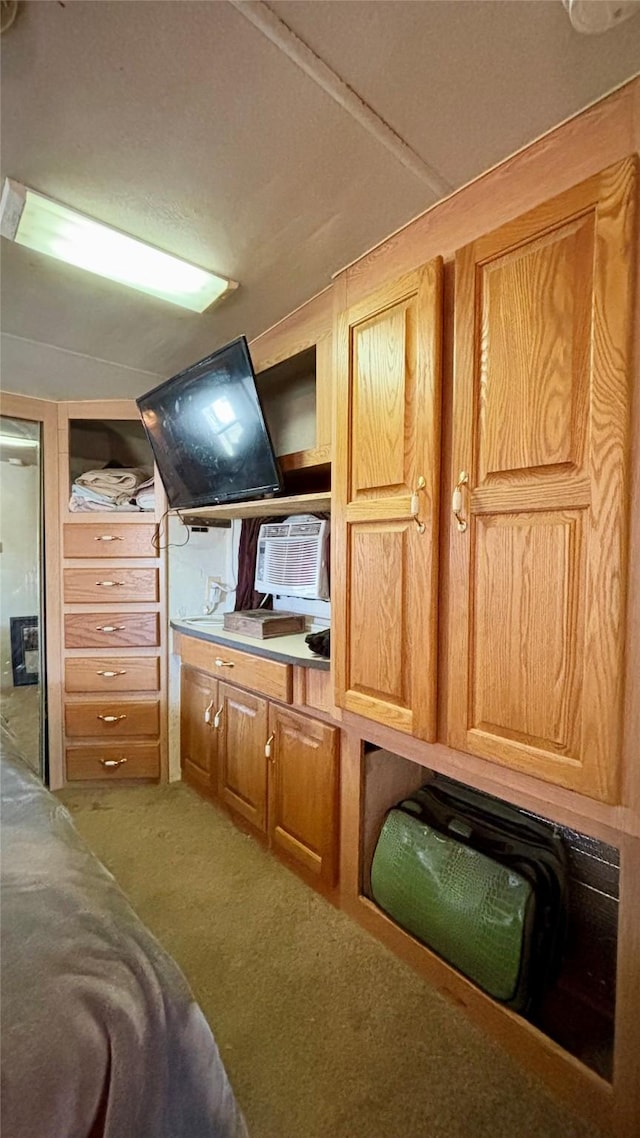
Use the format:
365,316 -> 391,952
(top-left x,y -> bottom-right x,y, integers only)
254,514 -> 330,600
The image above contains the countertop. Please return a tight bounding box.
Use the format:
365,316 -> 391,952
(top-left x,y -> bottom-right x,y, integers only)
170,619 -> 330,670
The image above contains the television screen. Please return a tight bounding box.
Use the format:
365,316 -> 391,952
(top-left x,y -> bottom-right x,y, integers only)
136,337 -> 282,510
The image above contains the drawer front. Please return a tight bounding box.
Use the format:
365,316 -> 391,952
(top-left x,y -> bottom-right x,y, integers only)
65,656 -> 160,693
179,634 -> 292,703
65,700 -> 160,738
64,567 -> 159,603
64,523 -> 157,559
66,743 -> 160,781
65,613 -> 159,648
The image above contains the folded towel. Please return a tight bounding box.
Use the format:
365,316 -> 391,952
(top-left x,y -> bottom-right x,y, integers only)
134,476 -> 156,511
69,495 -> 138,513
75,467 -> 151,505
136,491 -> 156,511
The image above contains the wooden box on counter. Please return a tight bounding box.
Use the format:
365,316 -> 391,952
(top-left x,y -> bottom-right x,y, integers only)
223,610 -> 305,638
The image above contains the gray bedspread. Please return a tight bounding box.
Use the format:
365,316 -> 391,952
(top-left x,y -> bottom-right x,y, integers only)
0,731 -> 248,1138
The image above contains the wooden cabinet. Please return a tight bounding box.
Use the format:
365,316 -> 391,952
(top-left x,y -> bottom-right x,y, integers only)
57,403 -> 166,784
333,259 -> 443,741
218,682 -> 269,833
179,655 -> 339,891
268,704 -> 339,886
447,158 -> 636,802
180,666 -> 216,793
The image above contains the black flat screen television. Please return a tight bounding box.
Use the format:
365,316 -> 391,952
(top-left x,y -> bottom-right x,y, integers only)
136,337 -> 282,510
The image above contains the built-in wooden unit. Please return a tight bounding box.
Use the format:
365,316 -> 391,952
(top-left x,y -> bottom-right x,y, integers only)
5,78 -> 640,1138
177,632 -> 339,891
333,258 -> 442,741
58,402 -> 168,784
447,159 -> 635,804
331,81 -> 640,1138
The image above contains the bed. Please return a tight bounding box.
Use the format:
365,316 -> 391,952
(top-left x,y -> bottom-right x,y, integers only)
0,726 -> 248,1138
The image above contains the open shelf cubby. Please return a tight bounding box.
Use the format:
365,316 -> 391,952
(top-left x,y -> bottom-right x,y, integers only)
360,745 -> 618,1081
68,418 -> 153,493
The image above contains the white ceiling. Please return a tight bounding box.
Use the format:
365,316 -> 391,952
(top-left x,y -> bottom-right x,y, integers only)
1,0 -> 639,401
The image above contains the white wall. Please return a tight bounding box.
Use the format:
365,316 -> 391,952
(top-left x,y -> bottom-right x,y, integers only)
167,517 -> 238,780
0,462 -> 40,686
167,516 -> 238,620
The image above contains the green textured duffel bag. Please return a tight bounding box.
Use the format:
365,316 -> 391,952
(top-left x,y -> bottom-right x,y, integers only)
369,778 -> 567,1012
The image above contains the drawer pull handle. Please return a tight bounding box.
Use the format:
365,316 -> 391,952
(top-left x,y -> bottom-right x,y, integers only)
97,714 -> 127,723
100,757 -> 128,768
96,669 -> 127,677
213,705 -> 224,730
95,580 -> 125,587
95,625 -> 126,633
265,733 -> 275,760
94,535 -> 122,542
204,698 -> 215,724
215,657 -> 235,668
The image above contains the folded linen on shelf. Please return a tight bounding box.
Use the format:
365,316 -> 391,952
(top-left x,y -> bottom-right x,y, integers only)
68,487 -> 140,512
134,476 -> 156,511
75,466 -> 151,505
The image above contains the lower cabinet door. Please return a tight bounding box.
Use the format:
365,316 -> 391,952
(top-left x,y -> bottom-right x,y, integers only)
268,705 -> 339,886
180,666 -> 216,793
218,682 -> 269,833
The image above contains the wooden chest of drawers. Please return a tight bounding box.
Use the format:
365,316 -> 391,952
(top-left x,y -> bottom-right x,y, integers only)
62,517 -> 164,784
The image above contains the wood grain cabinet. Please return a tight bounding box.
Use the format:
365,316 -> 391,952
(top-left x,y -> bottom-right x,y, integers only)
217,682 -> 270,833
447,157 -> 636,802
268,704 -> 339,886
180,663 -> 339,889
59,430 -> 165,784
333,259 -> 443,741
180,665 -> 217,793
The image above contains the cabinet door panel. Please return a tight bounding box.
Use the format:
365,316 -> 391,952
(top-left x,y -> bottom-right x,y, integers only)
334,259 -> 443,740
448,157 -> 635,802
218,683 -> 268,833
268,705 -> 338,885
180,666 -> 216,793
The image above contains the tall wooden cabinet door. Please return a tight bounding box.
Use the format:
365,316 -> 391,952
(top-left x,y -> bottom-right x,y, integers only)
268,705 -> 339,886
333,259 -> 443,740
217,683 -> 269,833
180,666 -> 216,794
448,157 -> 636,802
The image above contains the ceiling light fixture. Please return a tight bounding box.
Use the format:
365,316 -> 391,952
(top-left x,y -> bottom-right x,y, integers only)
0,179 -> 237,312
0,434 -> 39,448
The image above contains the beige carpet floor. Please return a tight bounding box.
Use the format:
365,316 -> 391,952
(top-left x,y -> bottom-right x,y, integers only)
58,782 -> 603,1138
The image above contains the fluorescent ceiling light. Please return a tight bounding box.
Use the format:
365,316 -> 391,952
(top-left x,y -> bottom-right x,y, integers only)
0,434 -> 39,448
0,179 -> 237,313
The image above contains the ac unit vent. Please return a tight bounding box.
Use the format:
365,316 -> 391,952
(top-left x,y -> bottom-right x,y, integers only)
255,514 -> 329,600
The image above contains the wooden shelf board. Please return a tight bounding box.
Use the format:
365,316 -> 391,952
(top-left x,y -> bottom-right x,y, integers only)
174,490 -> 331,521
278,445 -> 331,473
